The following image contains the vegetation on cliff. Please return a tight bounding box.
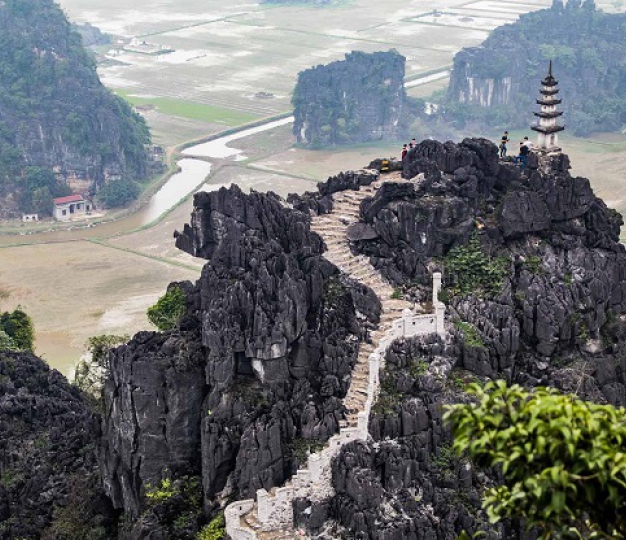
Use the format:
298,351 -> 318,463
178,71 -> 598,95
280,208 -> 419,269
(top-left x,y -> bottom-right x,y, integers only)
292,50 -> 412,147
445,0 -> 626,135
0,0 -> 150,217
0,307 -> 34,351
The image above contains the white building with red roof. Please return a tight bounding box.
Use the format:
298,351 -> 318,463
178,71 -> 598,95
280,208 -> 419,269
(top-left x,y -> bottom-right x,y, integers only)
53,194 -> 92,221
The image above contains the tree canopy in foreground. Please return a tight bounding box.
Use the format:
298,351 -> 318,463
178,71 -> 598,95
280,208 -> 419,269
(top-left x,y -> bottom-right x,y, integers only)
445,381 -> 626,539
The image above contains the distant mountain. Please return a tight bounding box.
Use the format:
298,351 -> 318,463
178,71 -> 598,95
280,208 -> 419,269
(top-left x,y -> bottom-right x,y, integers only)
292,50 -> 412,147
445,0 -> 626,135
0,0 -> 150,218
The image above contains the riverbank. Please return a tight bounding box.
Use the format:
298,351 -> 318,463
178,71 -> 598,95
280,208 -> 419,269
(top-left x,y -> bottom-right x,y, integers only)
0,112 -> 294,239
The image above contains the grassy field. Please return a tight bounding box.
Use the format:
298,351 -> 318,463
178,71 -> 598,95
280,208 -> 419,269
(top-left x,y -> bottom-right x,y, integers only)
115,90 -> 260,125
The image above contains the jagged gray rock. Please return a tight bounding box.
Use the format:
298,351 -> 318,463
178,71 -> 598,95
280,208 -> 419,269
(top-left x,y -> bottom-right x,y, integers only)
101,184 -> 381,535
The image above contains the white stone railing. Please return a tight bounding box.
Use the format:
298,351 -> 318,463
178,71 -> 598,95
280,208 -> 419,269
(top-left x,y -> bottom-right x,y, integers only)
224,275 -> 446,539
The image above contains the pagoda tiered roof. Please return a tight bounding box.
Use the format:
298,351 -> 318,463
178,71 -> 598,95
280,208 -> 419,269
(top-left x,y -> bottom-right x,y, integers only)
534,110 -> 564,119
540,88 -> 560,96
537,98 -> 562,106
541,60 -> 558,86
531,124 -> 565,134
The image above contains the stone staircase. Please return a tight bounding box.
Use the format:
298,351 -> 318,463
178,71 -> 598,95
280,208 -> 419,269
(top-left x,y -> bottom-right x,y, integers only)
309,176 -> 413,426
225,173 -> 445,540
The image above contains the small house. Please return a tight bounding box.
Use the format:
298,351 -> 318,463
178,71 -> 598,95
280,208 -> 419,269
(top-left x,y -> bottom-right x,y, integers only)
53,194 -> 91,221
22,214 -> 39,223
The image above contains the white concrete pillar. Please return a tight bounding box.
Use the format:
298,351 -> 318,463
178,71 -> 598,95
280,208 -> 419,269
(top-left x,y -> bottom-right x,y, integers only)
433,272 -> 442,306
369,352 -> 381,389
436,304 -> 446,336
357,411 -> 368,440
308,453 -> 323,483
256,489 -> 270,524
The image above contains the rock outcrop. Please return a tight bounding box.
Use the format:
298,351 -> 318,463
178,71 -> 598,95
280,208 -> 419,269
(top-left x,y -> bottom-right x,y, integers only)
0,351 -> 115,539
100,138 -> 625,539
101,183 -> 381,536
292,51 -> 412,147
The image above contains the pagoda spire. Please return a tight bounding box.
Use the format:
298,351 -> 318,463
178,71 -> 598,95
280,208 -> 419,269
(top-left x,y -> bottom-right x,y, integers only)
531,61 -> 564,151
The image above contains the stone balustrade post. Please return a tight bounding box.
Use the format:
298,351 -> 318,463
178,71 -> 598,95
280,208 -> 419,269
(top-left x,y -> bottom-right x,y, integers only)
436,303 -> 446,336
357,411 -> 369,440
433,272 -> 443,305
308,452 -> 323,483
256,489 -> 270,524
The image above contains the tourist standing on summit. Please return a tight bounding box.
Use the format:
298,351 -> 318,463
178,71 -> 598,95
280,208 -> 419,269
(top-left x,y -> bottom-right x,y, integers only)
499,139 -> 507,158
517,142 -> 529,168
500,131 -> 509,157
523,136 -> 533,150
401,144 -> 408,161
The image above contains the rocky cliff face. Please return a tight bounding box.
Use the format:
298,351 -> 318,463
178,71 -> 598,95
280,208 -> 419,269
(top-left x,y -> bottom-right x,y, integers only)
0,351 -> 115,539
446,1 -> 626,134
292,51 -> 411,147
100,181 -> 381,536
0,0 -> 150,218
287,139 -> 626,539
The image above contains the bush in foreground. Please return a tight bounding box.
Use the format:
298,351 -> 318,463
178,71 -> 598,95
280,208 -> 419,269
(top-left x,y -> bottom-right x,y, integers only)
445,381 -> 626,539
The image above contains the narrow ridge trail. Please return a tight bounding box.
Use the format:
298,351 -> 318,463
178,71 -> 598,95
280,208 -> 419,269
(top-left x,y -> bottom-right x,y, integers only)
229,173 -> 420,540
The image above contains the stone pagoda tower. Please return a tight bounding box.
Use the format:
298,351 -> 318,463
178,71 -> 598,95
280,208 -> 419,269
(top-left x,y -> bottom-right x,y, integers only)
531,60 -> 565,151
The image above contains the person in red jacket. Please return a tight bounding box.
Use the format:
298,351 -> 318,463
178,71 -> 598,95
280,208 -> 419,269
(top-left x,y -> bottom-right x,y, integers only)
401,144 -> 408,161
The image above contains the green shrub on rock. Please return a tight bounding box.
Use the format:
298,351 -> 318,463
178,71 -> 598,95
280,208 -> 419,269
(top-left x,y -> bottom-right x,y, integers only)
147,286 -> 186,332
445,381 -> 626,539
0,308 -> 34,351
445,234 -> 508,297
196,513 -> 225,540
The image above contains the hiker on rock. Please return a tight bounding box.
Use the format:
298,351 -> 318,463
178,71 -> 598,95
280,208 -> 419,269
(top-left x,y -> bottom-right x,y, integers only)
499,139 -> 507,158
523,136 -> 533,150
401,144 -> 408,161
516,142 -> 529,168
499,130 -> 509,158
411,138 -> 417,147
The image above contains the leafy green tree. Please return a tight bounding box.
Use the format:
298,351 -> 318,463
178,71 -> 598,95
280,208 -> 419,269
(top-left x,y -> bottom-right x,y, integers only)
0,307 -> 34,351
97,179 -> 140,208
19,167 -> 71,214
147,286 -> 187,332
445,381 -> 626,539
444,234 -> 509,296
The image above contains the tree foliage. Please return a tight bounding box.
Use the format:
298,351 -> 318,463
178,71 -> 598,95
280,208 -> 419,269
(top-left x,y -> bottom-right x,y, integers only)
20,166 -> 71,214
196,513 -> 225,540
96,178 -> 140,208
0,329 -> 18,351
0,307 -> 34,351
147,286 -> 187,332
444,234 -> 509,297
445,381 -> 626,539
